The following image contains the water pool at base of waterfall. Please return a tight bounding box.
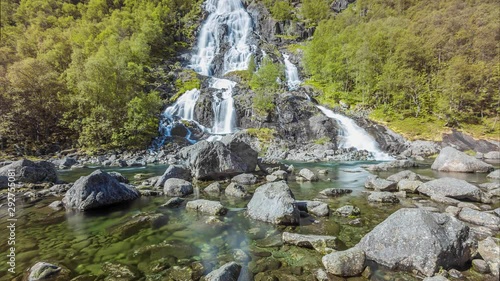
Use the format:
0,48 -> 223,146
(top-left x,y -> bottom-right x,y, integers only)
1,161 -> 497,281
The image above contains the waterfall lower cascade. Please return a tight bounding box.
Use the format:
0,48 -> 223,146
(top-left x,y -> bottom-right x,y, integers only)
282,54 -> 392,160
154,0 -> 254,147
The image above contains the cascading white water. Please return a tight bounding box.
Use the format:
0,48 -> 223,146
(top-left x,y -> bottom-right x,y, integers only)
190,0 -> 254,76
283,53 -> 301,90
316,106 -> 392,160
163,89 -> 200,120
210,78 -> 237,134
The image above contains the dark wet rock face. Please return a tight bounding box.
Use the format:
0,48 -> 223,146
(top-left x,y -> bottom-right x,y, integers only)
441,130 -> 499,153
62,170 -> 139,211
357,208 -> 473,277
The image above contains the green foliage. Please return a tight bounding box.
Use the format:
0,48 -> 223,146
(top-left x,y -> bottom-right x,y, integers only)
172,69 -> 201,102
300,0 -> 331,26
250,57 -> 285,115
271,1 -> 295,21
253,91 -> 276,116
0,0 -> 203,153
246,128 -> 276,143
313,137 -> 330,145
304,0 -> 500,140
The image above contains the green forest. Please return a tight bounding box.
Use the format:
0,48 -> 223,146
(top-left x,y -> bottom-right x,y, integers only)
0,0 -> 499,154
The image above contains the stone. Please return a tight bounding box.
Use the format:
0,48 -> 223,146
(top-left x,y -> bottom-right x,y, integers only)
430,195 -> 460,206
365,160 -> 418,172
367,192 -> 399,203
299,168 -> 318,181
52,157 -> 77,169
186,200 -> 227,216
397,179 -> 422,193
335,205 -> 361,217
204,262 -> 241,281
163,178 -> 193,197
418,177 -> 482,202
231,173 -> 257,185
225,183 -> 250,198
472,259 -> 490,274
111,213 -> 168,239
48,201 -> 63,210
322,247 -> 366,277
356,208 -> 472,277
0,159 -> 57,184
387,170 -> 423,182
458,208 -> 500,230
484,151 -> 500,159
445,206 -> 461,216
487,170 -> 500,180
108,171 -> 129,184
431,146 -> 494,173
478,237 -> 499,276
204,182 -> 222,195
282,232 -> 339,252
296,200 -> 329,217
271,170 -> 288,180
160,197 -> 184,208
177,139 -> 258,180
28,262 -> 62,280
364,176 -> 397,191
423,277 -> 450,281
319,188 -> 352,197
155,165 -> 191,188
266,175 -> 278,182
62,170 -> 139,211
247,181 -> 300,225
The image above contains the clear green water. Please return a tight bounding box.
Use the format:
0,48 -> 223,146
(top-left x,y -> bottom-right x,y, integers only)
1,161 -> 498,280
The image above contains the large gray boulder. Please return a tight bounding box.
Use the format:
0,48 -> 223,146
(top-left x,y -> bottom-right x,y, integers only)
364,175 -> 397,191
487,170 -> 500,180
247,181 -> 300,225
322,247 -> 366,277
225,183 -> 250,198
418,177 -> 482,202
0,159 -> 57,184
231,173 -> 257,185
186,199 -> 227,216
204,262 -> 241,281
458,208 -> 500,230
356,208 -> 473,277
177,140 -> 257,180
478,237 -> 499,277
155,165 -> 191,188
365,160 -> 417,172
62,170 -> 139,211
163,178 -> 193,197
282,232 -> 339,253
431,147 -> 494,173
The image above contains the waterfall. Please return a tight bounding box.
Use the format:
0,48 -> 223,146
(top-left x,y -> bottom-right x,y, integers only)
283,53 -> 301,90
190,0 -> 254,76
316,106 -> 392,160
163,89 -> 200,120
210,78 -> 237,134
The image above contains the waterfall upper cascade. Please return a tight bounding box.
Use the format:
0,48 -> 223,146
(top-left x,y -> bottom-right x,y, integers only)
282,55 -> 392,160
154,0 -> 254,147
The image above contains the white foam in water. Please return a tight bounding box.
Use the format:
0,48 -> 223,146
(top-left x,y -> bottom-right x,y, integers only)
316,105 -> 393,160
283,53 -> 301,90
190,0 -> 254,75
210,78 -> 237,134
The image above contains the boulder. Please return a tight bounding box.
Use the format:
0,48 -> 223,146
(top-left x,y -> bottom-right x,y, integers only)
266,174 -> 278,182
163,178 -> 193,197
204,262 -> 241,281
365,160 -> 417,172
111,213 -> 168,239
271,170 -> 288,180
247,181 -> 300,225
431,147 -> 493,173
386,170 -> 425,182
458,208 -> 500,230
186,200 -> 227,216
299,168 -> 318,181
478,237 -> 499,277
108,171 -> 129,184
52,157 -> 77,169
48,201 -> 63,210
423,277 -> 450,281
26,262 -> 68,281
418,177 -> 482,202
160,197 -> 184,208
0,159 -> 57,183
356,208 -> 473,277
177,140 -> 258,180
296,200 -> 329,217
487,170 -> 500,180
204,182 -> 222,195
155,165 -> 191,188
364,176 -> 397,191
62,170 -> 139,211
282,232 -> 339,252
484,151 -> 500,159
472,259 -> 490,274
319,188 -> 352,197
335,205 -> 361,217
322,247 -> 366,277
225,183 -> 250,198
231,173 -> 257,185
397,179 -> 422,193
367,192 -> 399,203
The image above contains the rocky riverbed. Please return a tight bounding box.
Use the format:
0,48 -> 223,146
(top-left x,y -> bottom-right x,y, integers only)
0,144 -> 499,281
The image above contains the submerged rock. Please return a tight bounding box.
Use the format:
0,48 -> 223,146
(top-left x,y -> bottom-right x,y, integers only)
204,262 -> 241,281
418,177 -> 482,202
431,146 -> 494,173
247,181 -> 300,225
186,199 -> 227,216
62,170 -> 139,211
356,208 -> 473,276
282,232 -> 339,252
322,247 -> 366,277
